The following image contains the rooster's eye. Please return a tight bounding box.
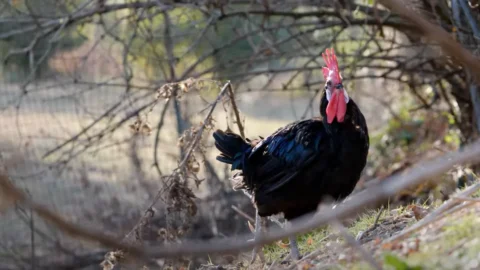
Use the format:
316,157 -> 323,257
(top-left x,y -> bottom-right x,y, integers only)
336,83 -> 343,89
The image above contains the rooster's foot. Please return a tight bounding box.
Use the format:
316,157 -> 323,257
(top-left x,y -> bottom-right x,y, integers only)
285,220 -> 301,261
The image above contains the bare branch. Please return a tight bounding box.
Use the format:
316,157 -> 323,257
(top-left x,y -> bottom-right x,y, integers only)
330,219 -> 382,270
0,173 -> 146,259
385,181 -> 480,243
3,137 -> 476,259
177,81 -> 231,169
227,83 -> 245,139
379,0 -> 480,83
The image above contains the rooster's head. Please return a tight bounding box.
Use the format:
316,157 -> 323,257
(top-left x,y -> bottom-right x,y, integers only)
322,48 -> 349,124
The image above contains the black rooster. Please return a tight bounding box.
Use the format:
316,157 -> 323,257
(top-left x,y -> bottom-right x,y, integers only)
213,48 -> 369,261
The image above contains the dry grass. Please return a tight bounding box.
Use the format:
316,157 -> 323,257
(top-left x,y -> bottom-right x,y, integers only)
208,183 -> 480,270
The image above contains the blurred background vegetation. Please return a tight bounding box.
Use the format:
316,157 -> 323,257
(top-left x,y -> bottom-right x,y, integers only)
0,0 -> 479,269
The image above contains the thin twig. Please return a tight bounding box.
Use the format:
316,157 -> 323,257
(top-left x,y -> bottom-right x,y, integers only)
0,174 -> 146,259
330,219 -> 383,270
153,98 -> 172,177
450,196 -> 480,203
440,201 -> 476,218
379,0 -> 480,83
123,81 -> 233,244
267,259 -> 278,270
227,83 -> 246,139
386,182 -> 480,243
287,235 -> 331,270
356,206 -> 385,241
177,81 -> 231,168
458,0 -> 480,39
373,206 -> 385,227
231,205 -> 255,223
30,203 -> 35,270
445,238 -> 469,255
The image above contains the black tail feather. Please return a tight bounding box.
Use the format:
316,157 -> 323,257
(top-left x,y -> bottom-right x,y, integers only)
212,129 -> 250,170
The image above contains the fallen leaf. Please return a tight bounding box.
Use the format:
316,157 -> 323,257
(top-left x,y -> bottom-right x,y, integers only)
382,242 -> 394,250
276,240 -> 289,249
382,241 -> 403,251
298,262 -> 314,270
408,205 -> 430,221
306,236 -> 314,246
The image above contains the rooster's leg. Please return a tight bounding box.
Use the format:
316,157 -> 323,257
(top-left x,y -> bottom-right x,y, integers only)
250,211 -> 266,264
285,220 -> 301,260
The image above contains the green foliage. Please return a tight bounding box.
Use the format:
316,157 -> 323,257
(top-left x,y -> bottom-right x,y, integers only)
109,4 -> 329,83
473,183 -> 480,198
384,254 -> 424,270
262,226 -> 330,261
260,201 -> 480,270
401,212 -> 480,270
0,0 -> 87,82
361,0 -> 376,5
103,6 -> 218,81
442,214 -> 479,245
348,208 -> 386,236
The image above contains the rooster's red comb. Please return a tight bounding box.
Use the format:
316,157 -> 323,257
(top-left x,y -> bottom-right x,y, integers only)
322,48 -> 341,84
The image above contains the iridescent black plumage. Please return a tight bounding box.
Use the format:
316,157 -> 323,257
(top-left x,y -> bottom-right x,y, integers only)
213,91 -> 369,221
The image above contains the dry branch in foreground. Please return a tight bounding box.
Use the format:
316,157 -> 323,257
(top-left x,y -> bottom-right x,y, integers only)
2,140 -> 480,261
138,140 -> 480,258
